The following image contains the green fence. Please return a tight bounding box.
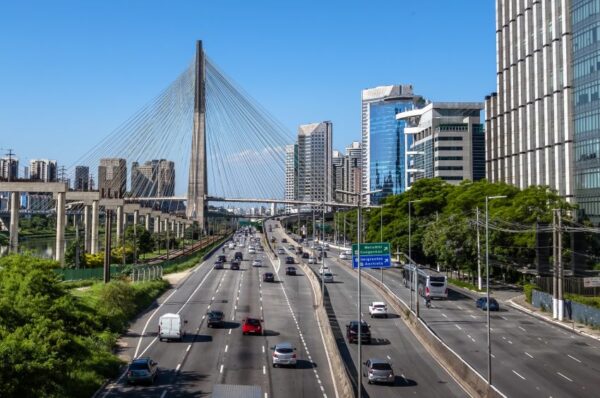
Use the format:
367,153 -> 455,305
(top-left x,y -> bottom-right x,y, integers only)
55,265 -> 128,281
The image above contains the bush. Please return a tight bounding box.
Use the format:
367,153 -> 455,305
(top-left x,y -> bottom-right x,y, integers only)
565,293 -> 600,309
523,283 -> 538,304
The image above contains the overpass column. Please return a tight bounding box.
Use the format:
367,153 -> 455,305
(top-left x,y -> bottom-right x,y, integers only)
9,191 -> 19,253
154,216 -> 161,234
55,192 -> 66,266
84,205 -> 91,253
133,210 -> 139,226
116,205 -> 123,243
145,214 -> 150,231
176,222 -> 181,239
91,200 -> 99,254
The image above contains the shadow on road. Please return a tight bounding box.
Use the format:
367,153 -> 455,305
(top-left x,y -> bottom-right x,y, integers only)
295,359 -> 317,369
263,329 -> 280,337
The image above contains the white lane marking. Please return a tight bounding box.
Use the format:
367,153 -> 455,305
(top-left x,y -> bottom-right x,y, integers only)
212,296 -> 215,300
508,340 -> 513,345
500,316 -> 508,321
133,288 -> 179,358
491,354 -> 496,358
176,267 -> 214,316
160,390 -> 167,398
518,326 -> 526,332
525,352 -> 533,359
220,364 -> 224,373
386,355 -> 391,360
225,345 -> 229,353
176,363 -> 181,371
442,313 -> 448,318
557,372 -> 573,382
262,345 -> 265,353
229,329 -> 232,335
567,355 -> 581,363
455,324 -> 462,330
263,365 -> 266,375
470,315 -> 477,319
186,345 -> 191,352
512,370 -> 526,380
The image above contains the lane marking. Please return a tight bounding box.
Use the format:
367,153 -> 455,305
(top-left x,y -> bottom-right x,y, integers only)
525,352 -> 533,359
557,372 -> 573,382
518,326 -> 526,332
512,370 -> 526,380
186,345 -> 191,352
263,365 -> 266,375
567,354 -> 581,363
176,363 -> 181,372
220,364 -> 224,373
225,345 -> 229,353
455,324 -> 462,330
262,345 -> 265,353
442,313 -> 448,318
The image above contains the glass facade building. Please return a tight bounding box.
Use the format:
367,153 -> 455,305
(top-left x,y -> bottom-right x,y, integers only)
573,0 -> 600,221
362,85 -> 422,204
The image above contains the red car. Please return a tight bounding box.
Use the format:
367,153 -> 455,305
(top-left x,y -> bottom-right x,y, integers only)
242,317 -> 263,335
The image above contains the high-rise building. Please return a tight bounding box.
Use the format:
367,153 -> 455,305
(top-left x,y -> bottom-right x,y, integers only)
284,144 -> 298,212
74,166 -> 89,191
397,102 -> 485,186
29,159 -> 57,182
332,150 -> 344,202
131,159 -> 175,197
98,158 -> 127,199
0,157 -> 18,181
343,141 -> 362,204
362,85 -> 426,204
484,1 -> 600,219
297,122 -> 333,210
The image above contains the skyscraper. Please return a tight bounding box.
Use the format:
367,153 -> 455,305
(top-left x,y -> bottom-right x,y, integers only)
362,85 -> 425,204
284,144 -> 298,212
0,157 -> 18,181
332,150 -> 344,202
131,159 -> 175,197
297,122 -> 333,210
343,141 -> 362,204
98,158 -> 127,199
74,166 -> 89,191
29,159 -> 57,182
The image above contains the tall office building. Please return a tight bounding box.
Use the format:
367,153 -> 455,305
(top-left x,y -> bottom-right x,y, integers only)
362,85 -> 425,204
397,102 -> 485,186
98,158 -> 127,199
343,141 -> 362,204
29,159 -> 57,182
297,122 -> 333,210
332,150 -> 344,202
284,144 -> 298,212
74,166 -> 89,191
485,1 -> 585,215
131,159 -> 175,197
0,157 -> 18,180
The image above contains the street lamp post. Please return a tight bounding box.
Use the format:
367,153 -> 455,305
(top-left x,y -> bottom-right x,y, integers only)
336,188 -> 381,398
408,199 -> 422,315
485,195 -> 506,386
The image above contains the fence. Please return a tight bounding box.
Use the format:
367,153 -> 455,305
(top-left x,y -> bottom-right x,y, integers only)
131,265 -> 163,282
55,265 -> 128,281
535,276 -> 600,297
532,289 -> 600,327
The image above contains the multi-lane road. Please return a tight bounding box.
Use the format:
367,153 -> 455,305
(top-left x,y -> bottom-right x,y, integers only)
313,237 -> 600,398
99,228 -> 336,398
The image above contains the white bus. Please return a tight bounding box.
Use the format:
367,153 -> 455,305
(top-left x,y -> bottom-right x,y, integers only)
402,264 -> 448,299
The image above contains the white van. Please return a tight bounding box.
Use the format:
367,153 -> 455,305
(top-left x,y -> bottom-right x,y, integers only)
158,313 -> 186,342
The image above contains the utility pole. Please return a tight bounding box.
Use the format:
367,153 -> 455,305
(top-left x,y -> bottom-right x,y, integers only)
552,209 -> 558,319
103,210 -> 113,283
5,148 -> 15,181
477,207 -> 482,290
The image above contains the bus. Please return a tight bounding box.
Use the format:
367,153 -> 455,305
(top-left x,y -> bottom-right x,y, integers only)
402,264 -> 448,299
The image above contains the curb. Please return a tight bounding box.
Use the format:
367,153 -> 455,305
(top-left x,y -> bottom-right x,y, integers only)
507,299 -> 600,343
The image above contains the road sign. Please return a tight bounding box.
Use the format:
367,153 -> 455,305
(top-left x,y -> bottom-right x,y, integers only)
352,242 -> 391,269
583,277 -> 600,288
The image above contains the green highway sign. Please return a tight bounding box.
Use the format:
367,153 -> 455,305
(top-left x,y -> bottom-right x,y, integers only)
351,242 -> 391,256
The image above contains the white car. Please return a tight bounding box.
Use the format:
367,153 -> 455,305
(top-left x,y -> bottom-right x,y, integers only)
319,266 -> 330,275
252,259 -> 262,267
248,248 -> 256,254
228,242 -> 235,249
308,256 -> 317,264
323,272 -> 334,283
277,248 -> 286,255
368,301 -> 388,318
340,250 -> 352,260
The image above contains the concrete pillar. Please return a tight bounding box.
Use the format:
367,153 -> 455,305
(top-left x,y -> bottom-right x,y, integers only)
133,210 -> 139,226
84,205 -> 91,253
145,214 -> 150,231
55,192 -> 66,266
154,216 -> 161,234
176,222 -> 181,239
9,191 -> 19,253
91,200 -> 99,254
116,206 -> 123,243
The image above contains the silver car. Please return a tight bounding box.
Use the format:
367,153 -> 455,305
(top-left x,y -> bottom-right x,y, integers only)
323,272 -> 334,283
363,358 -> 394,385
272,342 -> 297,367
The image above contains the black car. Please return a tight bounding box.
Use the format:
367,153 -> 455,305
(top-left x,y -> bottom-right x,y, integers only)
301,252 -> 310,259
285,266 -> 297,276
218,255 -> 227,263
234,251 -> 243,261
126,357 -> 159,385
230,261 -> 240,270
263,272 -> 275,282
285,256 -> 295,264
281,238 -> 288,243
207,310 -> 225,328
346,320 -> 371,344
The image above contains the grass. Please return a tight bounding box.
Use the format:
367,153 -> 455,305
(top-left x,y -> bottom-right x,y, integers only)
448,277 -> 484,292
162,236 -> 227,274
564,293 -> 600,310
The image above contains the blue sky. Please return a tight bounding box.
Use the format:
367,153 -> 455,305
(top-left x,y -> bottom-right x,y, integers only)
0,0 -> 495,167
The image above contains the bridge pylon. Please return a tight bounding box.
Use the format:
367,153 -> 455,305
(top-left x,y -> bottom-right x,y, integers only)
186,40 -> 208,230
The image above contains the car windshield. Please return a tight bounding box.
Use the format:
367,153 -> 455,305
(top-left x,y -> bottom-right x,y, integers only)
129,361 -> 149,370
372,363 -> 392,371
430,276 -> 445,283
209,311 -> 223,318
247,319 -> 260,326
276,348 -> 294,354
374,304 -> 385,308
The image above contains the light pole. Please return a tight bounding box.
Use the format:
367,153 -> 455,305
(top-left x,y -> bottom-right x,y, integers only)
408,199 -> 422,315
336,188 -> 381,398
485,195 -> 506,386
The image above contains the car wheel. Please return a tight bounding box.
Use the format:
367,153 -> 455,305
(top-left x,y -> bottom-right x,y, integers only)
368,380 -> 372,385
385,314 -> 388,318
273,364 -> 277,368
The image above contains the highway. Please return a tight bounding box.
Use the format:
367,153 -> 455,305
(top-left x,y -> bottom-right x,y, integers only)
268,221 -> 468,398
99,227 -> 336,398
321,241 -> 600,398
